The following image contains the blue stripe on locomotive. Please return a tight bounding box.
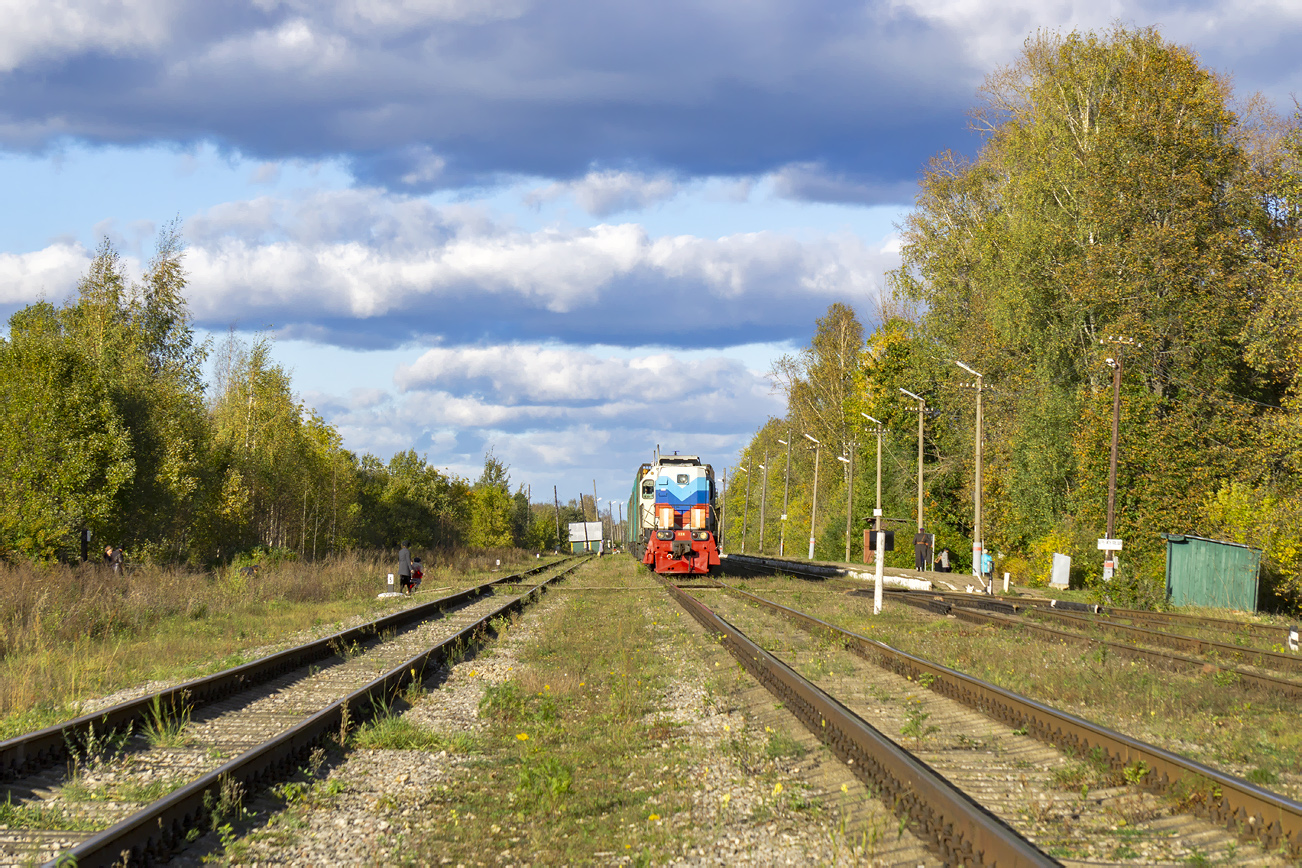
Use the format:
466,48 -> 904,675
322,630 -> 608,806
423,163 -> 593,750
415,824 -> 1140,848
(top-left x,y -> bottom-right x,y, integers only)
656,474 -> 709,509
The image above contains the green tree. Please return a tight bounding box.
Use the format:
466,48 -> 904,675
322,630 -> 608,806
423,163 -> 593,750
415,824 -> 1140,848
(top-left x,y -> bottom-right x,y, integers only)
467,452 -> 515,548
0,304 -> 134,560
890,26 -> 1290,589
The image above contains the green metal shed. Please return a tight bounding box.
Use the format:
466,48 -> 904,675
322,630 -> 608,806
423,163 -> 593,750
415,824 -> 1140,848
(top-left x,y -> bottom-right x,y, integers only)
1162,533 -> 1262,611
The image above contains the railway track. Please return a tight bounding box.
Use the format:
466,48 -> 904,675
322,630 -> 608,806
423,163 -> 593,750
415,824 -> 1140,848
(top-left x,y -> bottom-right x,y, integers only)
725,553 -> 1302,700
887,592 -> 1302,703
0,556 -> 585,867
673,577 -> 1301,864
671,559 -> 1302,864
660,578 -> 1052,867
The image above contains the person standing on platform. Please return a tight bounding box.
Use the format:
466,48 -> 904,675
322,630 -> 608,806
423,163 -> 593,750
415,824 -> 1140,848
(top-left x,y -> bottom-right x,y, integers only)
398,541 -> 412,595
913,529 -> 929,571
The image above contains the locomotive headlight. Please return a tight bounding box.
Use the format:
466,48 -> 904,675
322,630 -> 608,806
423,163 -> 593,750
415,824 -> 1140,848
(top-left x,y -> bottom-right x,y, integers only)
691,531 -> 709,541
655,530 -> 674,541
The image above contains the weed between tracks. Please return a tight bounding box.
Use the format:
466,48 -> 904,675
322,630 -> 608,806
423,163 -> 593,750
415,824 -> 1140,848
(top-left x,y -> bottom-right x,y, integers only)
376,556 -> 838,866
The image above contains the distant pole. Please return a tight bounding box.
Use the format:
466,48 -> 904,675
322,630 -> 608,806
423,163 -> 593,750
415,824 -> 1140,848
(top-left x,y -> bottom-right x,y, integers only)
1107,357 -> 1122,542
843,446 -> 854,563
954,361 -> 985,581
778,434 -> 791,556
862,413 -> 885,615
740,457 -> 752,553
758,450 -> 769,554
719,468 -> 728,549
900,388 -> 926,533
593,479 -> 599,523
553,486 -> 561,547
804,434 -> 821,559
1101,337 -> 1138,579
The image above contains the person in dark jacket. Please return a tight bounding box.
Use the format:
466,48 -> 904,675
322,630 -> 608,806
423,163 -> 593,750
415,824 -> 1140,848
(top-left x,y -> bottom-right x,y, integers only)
104,545 -> 123,573
398,542 -> 412,595
913,530 -> 929,571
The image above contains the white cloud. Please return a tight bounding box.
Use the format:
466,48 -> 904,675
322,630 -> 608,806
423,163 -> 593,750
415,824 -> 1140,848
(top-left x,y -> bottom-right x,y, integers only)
395,344 -> 763,406
526,170 -> 680,217
0,187 -> 898,349
299,340 -> 783,497
0,242 -> 93,303
176,188 -> 895,335
0,0 -> 173,72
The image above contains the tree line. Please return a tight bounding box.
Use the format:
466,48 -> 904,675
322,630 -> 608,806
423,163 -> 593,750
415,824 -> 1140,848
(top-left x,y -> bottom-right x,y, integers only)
0,226 -> 560,564
724,26 -> 1302,609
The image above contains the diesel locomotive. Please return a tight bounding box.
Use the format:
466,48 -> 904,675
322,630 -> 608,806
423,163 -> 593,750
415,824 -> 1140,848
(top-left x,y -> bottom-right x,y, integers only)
625,454 -> 721,575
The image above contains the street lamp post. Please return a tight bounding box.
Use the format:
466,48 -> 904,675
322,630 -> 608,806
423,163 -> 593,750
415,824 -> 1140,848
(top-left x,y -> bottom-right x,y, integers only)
777,436 -> 792,556
803,434 -> 821,559
955,360 -> 985,585
758,451 -> 769,554
861,413 -> 885,614
836,448 -> 854,563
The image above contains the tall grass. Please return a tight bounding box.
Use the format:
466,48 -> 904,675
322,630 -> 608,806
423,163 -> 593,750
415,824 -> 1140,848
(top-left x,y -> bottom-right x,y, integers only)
0,546 -> 536,730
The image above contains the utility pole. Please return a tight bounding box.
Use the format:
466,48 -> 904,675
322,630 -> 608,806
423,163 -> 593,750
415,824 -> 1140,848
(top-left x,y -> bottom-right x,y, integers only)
553,485 -> 561,549
777,435 -> 791,556
804,434 -> 821,559
955,361 -> 985,585
758,450 -> 769,554
1101,337 -> 1139,579
719,468 -> 728,550
861,413 -> 885,614
739,458 -> 751,553
900,388 -> 926,533
837,446 -> 854,563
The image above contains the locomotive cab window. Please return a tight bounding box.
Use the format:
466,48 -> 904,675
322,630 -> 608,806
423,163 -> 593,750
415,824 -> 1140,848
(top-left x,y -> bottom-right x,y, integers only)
676,474 -> 689,484
642,482 -> 654,499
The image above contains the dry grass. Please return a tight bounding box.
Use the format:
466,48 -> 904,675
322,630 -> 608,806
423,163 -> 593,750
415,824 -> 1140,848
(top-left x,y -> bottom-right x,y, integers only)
0,546 -> 538,737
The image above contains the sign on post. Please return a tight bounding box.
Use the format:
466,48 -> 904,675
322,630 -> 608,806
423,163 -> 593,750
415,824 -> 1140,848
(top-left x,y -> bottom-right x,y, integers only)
1097,539 -> 1124,551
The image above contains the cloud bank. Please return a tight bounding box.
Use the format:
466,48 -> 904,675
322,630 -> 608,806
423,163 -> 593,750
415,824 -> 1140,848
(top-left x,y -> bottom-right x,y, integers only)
1,187 -> 898,348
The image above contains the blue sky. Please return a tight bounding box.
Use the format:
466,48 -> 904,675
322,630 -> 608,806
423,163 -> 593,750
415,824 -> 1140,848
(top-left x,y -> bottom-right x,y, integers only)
3,0 -> 1301,506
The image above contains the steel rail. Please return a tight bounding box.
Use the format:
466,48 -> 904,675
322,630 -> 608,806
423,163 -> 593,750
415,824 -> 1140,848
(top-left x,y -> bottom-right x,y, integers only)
662,580 -> 1054,868
880,588 -> 1102,616
715,583 -> 1302,857
1026,607 -> 1302,675
1094,606 -> 1292,643
890,595 -> 1302,702
1,556 -> 578,779
43,558 -> 585,868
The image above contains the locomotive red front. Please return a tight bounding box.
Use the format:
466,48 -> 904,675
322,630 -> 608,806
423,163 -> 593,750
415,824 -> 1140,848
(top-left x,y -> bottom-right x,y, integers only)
626,455 -> 720,575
